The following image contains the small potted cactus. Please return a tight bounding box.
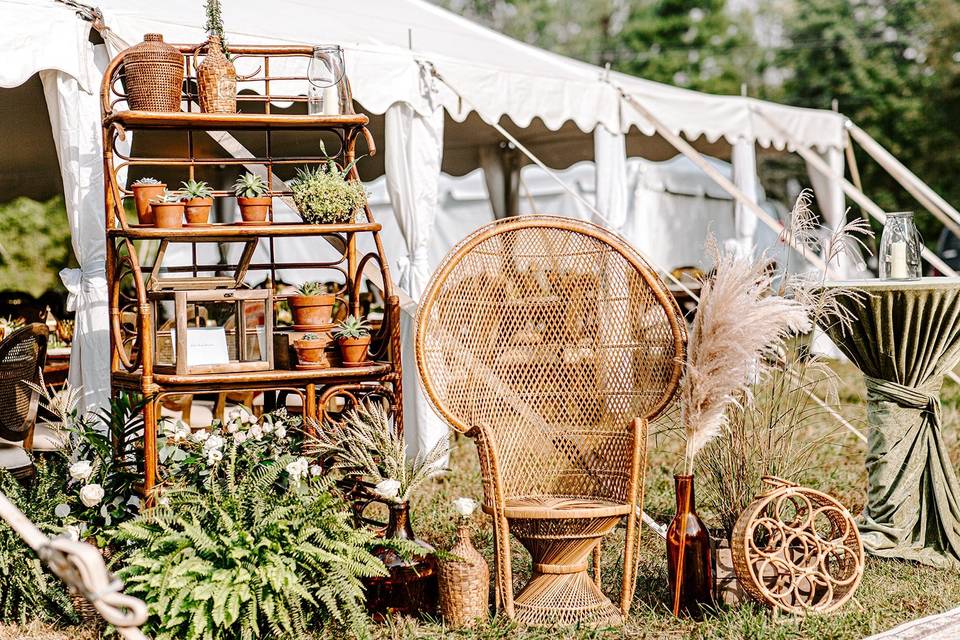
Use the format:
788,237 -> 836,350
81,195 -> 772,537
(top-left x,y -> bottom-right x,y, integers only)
181,179 -> 214,225
150,190 -> 185,228
293,332 -> 331,368
131,177 -> 166,225
333,314 -> 371,365
288,281 -> 336,327
233,173 -> 271,224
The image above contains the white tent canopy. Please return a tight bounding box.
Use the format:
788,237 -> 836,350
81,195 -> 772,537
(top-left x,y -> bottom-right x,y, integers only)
0,0 -> 856,455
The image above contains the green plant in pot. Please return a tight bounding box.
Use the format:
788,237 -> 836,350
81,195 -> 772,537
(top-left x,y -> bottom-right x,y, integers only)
149,190 -> 185,229
233,172 -> 271,224
289,281 -> 336,327
333,314 -> 371,365
290,156 -> 367,224
180,179 -> 214,225
131,177 -> 165,225
293,331 -> 332,368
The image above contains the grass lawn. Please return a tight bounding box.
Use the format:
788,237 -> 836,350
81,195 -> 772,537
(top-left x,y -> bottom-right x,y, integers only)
5,362 -> 960,639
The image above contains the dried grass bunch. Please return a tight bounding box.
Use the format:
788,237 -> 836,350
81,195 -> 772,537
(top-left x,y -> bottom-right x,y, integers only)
681,241 -> 812,475
306,401 -> 448,504
699,190 -> 873,536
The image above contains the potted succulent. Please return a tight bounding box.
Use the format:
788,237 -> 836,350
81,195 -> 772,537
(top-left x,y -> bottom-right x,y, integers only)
150,190 -> 185,229
288,281 -> 336,327
181,179 -> 214,225
131,177 -> 166,225
233,173 -> 271,224
293,332 -> 332,368
333,314 -> 371,365
290,155 -> 367,224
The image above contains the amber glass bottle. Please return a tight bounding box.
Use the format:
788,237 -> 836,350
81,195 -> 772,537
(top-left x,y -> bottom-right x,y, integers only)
666,474 -> 715,617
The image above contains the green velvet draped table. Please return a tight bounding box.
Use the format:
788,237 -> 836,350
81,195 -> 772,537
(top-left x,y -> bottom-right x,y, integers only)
823,277 -> 960,568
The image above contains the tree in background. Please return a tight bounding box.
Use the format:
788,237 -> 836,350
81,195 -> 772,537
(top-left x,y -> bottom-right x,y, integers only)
0,197 -> 72,297
617,0 -> 757,94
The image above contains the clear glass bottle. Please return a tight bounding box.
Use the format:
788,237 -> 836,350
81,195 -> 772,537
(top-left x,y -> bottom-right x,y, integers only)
307,45 -> 345,115
879,212 -> 923,280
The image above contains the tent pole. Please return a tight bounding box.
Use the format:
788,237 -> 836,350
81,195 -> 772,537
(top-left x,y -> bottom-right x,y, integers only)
756,112 -> 959,278
612,86 -> 837,278
847,122 -> 960,238
843,131 -> 879,256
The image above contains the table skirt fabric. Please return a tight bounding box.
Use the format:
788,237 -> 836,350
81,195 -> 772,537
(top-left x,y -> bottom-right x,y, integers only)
829,281 -> 960,568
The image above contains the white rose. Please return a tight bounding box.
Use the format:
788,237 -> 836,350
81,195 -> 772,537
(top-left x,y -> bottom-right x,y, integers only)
275,426 -> 287,439
79,484 -> 105,508
309,464 -> 322,477
234,431 -> 248,444
262,422 -> 274,434
226,421 -> 239,434
69,461 -> 93,482
249,425 -> 263,440
285,457 -> 309,482
207,449 -> 224,465
452,497 -> 479,517
204,435 -> 225,452
373,479 -> 402,502
64,525 -> 81,541
191,430 -> 210,443
174,425 -> 190,443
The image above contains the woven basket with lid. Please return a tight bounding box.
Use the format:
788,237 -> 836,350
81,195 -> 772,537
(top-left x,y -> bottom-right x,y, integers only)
122,34 -> 183,112
196,36 -> 237,113
437,521 -> 489,627
731,476 -> 864,615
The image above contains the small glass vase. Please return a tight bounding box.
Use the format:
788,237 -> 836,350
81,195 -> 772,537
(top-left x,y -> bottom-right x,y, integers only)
364,501 -> 438,618
879,211 -> 923,280
666,474 -> 715,617
307,45 -> 345,116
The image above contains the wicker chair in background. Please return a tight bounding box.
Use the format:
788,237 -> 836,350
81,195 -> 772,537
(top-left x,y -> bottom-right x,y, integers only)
0,324 -> 49,479
416,216 -> 685,626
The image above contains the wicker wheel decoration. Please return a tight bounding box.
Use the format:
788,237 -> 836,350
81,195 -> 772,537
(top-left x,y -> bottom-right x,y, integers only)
731,477 -> 864,615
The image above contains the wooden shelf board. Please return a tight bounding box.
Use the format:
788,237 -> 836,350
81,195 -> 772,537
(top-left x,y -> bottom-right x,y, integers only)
112,362 -> 393,389
105,110 -> 369,131
109,221 -> 380,241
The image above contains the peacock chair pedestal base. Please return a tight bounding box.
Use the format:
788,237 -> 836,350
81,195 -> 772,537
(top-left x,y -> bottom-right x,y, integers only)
486,497 -> 631,627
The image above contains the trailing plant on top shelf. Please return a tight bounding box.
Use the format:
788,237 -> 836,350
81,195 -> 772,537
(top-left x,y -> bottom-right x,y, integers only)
203,0 -> 231,58
290,143 -> 368,224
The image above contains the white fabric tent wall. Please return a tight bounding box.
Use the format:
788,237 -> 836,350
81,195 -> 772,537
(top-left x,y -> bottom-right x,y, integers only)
732,138 -> 760,257
594,127 -> 629,233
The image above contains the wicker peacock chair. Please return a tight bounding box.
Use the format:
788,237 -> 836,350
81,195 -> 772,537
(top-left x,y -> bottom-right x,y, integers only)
415,216 -> 685,626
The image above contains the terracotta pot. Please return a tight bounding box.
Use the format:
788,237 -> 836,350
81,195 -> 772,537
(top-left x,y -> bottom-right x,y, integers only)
289,293 -> 336,326
184,197 -> 213,224
294,335 -> 331,366
152,202 -> 184,229
132,183 -> 166,224
237,196 -> 271,223
338,334 -> 371,364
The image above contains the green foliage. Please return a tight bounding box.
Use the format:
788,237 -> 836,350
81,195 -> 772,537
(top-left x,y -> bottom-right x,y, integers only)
204,0 -> 230,56
233,173 -> 269,198
290,164 -> 367,225
0,196 -> 72,297
297,281 -> 327,296
153,190 -> 185,204
0,459 -> 77,625
181,180 -> 214,200
618,0 -> 754,94
133,177 -> 162,186
333,314 -> 370,340
117,447 -> 386,639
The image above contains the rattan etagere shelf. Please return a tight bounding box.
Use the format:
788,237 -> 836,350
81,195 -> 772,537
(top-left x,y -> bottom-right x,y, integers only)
101,43 -> 403,498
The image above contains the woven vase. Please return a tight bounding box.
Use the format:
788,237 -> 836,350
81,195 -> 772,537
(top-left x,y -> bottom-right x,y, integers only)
438,520 -> 489,627
197,36 -> 237,113
123,34 -> 183,112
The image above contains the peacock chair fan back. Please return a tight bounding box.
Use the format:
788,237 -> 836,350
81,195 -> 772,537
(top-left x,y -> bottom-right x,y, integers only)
416,216 -> 685,509
0,323 -> 48,443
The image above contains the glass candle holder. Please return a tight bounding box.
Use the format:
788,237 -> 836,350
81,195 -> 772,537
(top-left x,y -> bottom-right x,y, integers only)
307,45 -> 345,116
879,212 -> 922,280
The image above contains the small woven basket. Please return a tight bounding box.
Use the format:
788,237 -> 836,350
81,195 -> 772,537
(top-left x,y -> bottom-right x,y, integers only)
122,34 -> 184,112
731,476 -> 864,615
196,36 -> 237,113
437,521 -> 489,627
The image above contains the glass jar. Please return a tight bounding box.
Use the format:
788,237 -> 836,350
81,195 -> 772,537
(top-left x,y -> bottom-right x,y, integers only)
307,45 -> 345,115
879,212 -> 922,280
